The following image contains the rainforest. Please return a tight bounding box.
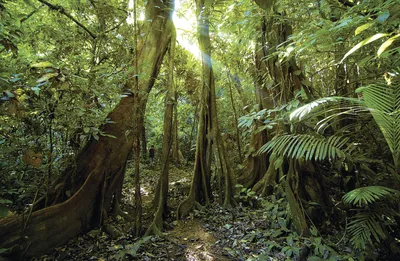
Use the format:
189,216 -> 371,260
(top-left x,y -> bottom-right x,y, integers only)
0,0 -> 399,260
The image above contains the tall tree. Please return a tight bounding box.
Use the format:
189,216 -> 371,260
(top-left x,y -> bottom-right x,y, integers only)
177,0 -> 236,218
241,0 -> 320,235
146,26 -> 176,236
0,0 -> 175,257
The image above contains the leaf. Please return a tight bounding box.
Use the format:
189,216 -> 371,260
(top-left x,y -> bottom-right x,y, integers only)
37,73 -> 58,82
83,127 -> 90,133
23,0 -> 35,7
0,248 -> 8,254
355,22 -> 374,35
377,34 -> 400,57
286,235 -> 294,246
224,224 -> 233,229
377,11 -> 390,23
30,62 -> 55,68
333,18 -> 352,30
274,156 -> 283,170
258,134 -> 348,162
125,236 -> 152,257
343,186 -> 398,207
310,225 -> 318,236
340,33 -> 389,63
0,77 -> 11,88
0,199 -> 12,204
356,83 -> 400,167
348,212 -> 386,249
0,204 -> 9,218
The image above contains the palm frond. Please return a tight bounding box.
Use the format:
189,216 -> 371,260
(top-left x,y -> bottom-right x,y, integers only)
343,186 -> 399,207
258,134 -> 348,161
357,82 -> 400,168
348,212 -> 386,249
289,96 -> 360,121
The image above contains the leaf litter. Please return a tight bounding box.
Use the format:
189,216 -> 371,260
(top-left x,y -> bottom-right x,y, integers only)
32,162 -> 345,261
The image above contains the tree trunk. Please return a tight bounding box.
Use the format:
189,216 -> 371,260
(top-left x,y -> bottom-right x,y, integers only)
286,160 -> 309,236
146,27 -> 176,236
227,71 -> 243,163
141,124 -> 147,157
0,0 -> 175,257
172,93 -> 180,164
177,0 -> 236,218
0,96 -> 136,257
237,18 -> 272,188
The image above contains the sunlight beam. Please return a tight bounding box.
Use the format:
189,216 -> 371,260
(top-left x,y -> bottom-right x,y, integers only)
173,0 -> 201,59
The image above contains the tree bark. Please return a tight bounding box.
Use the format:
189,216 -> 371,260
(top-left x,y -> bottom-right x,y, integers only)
227,71 -> 243,163
177,0 -> 236,218
237,18 -> 272,188
146,26 -> 176,236
0,95 -> 135,257
0,0 -> 175,257
172,93 -> 180,164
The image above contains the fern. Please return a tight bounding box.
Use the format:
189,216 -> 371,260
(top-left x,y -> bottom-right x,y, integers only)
343,186 -> 399,207
258,134 -> 348,161
348,212 -> 386,249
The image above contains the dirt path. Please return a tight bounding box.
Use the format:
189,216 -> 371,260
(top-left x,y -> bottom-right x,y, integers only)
32,163 -> 231,261
168,219 -> 230,261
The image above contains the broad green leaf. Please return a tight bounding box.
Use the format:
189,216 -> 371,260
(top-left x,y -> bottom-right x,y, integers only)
37,73 -> 58,83
333,18 -> 352,30
377,11 -> 390,23
0,77 -> 11,88
30,62 -> 55,68
377,34 -> 400,57
274,156 -> 283,170
310,225 -> 318,236
340,33 -> 389,63
355,22 -> 374,35
31,87 -> 40,95
101,133 -> 117,139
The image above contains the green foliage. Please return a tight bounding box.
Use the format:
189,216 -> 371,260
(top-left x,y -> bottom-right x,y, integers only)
340,33 -> 389,63
290,97 -> 361,123
357,80 -> 400,169
288,75 -> 400,170
258,134 -> 349,162
234,184 -> 258,207
0,0 -> 127,211
347,213 -> 387,250
199,194 -> 355,261
343,186 -> 398,207
343,186 -> 398,250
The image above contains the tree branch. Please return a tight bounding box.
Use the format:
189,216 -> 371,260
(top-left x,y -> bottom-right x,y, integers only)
21,5 -> 44,23
104,20 -> 125,34
37,0 -> 97,39
337,0 -> 355,8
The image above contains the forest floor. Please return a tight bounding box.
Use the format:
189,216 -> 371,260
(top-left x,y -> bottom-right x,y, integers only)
31,161 -> 313,261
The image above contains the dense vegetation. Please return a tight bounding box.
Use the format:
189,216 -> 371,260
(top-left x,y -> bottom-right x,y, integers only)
1,0 -> 399,260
